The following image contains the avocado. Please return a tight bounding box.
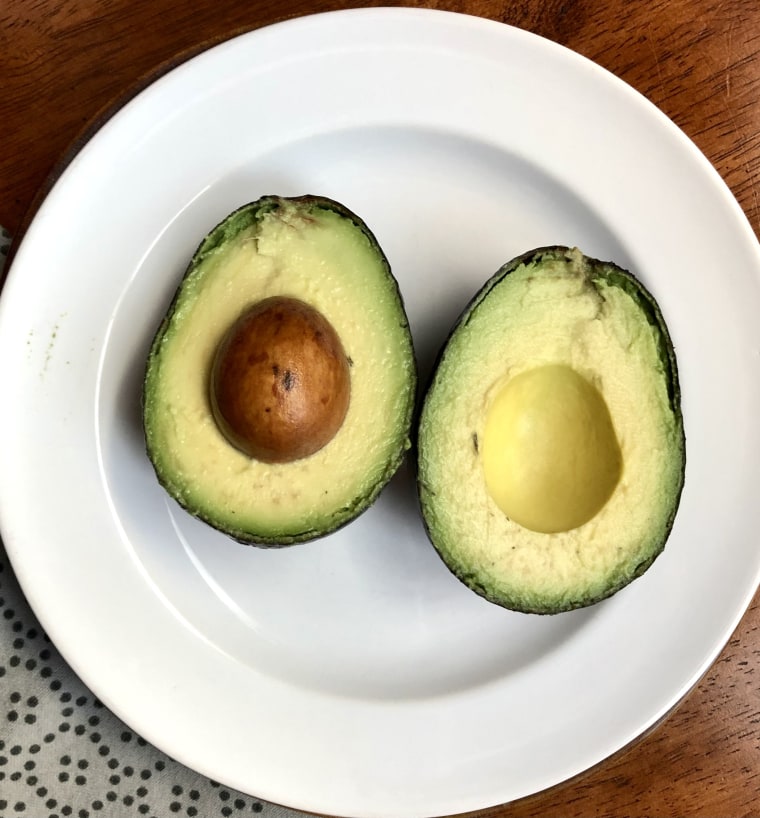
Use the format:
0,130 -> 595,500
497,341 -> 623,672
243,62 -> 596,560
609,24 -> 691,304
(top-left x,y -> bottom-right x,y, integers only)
143,195 -> 417,546
417,247 -> 685,614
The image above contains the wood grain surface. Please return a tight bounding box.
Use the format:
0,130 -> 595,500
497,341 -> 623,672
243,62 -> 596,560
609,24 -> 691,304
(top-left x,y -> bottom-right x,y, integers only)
1,1 -> 759,816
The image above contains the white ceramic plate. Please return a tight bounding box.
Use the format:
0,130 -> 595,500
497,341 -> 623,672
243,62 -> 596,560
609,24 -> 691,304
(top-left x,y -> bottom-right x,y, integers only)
2,8 -> 760,817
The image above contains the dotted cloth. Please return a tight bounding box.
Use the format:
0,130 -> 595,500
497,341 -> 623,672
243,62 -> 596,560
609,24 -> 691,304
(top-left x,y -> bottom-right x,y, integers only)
0,232 -> 312,818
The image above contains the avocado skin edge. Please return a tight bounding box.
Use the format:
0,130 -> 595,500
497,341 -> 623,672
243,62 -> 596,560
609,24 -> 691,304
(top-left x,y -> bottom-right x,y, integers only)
142,194 -> 417,547
415,246 -> 686,614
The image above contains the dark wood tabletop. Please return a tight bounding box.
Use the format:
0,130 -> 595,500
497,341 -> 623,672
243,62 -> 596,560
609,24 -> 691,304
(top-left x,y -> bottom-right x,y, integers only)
2,1 -> 759,816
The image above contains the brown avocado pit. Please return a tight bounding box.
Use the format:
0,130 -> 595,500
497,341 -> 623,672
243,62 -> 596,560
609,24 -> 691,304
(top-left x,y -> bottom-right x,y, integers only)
210,295 -> 351,463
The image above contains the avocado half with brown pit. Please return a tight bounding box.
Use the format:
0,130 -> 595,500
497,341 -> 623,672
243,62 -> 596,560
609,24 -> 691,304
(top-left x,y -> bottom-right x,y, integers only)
143,195 -> 417,546
417,247 -> 685,614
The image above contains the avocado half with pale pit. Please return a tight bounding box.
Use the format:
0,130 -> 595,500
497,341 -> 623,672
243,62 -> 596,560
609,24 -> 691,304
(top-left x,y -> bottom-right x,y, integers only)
417,247 -> 685,614
143,195 -> 417,546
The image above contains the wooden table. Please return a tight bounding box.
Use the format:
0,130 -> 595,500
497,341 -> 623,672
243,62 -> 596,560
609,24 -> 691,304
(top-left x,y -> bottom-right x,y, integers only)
1,1 -> 758,816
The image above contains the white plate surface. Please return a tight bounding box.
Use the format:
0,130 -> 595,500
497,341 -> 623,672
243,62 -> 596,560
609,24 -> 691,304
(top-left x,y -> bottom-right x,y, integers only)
2,9 -> 760,817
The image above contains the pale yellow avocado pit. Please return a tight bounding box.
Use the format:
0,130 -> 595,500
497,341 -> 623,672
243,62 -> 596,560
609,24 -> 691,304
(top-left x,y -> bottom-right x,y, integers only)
481,364 -> 622,534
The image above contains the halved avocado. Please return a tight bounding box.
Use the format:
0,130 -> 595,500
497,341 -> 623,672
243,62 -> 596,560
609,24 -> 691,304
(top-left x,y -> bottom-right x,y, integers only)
417,247 -> 685,614
143,195 -> 417,546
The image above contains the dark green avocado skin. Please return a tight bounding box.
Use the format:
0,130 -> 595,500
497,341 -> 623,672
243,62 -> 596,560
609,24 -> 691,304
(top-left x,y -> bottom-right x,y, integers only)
416,246 -> 686,614
143,194 -> 417,547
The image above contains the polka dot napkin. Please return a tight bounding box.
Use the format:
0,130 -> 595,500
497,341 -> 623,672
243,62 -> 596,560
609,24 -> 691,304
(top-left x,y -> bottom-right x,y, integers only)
0,231 -> 310,818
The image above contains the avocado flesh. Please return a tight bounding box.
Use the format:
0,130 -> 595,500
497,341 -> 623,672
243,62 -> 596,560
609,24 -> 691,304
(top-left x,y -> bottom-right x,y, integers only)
143,196 -> 416,546
417,247 -> 685,614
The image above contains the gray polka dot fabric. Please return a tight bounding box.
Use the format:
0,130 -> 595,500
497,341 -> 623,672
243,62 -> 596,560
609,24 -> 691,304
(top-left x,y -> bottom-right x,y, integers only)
0,232 -> 312,818
0,528 -> 313,818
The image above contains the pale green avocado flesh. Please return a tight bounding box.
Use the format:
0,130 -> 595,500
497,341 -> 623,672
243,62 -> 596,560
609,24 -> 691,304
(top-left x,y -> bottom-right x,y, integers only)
143,195 -> 416,545
417,247 -> 685,614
